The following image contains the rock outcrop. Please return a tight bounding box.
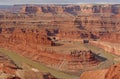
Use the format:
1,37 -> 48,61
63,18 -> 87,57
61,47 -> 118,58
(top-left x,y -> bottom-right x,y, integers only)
10,4 -> 120,15
105,64 -> 120,79
0,52 -> 57,79
9,28 -> 52,45
0,53 -> 18,73
80,64 -> 120,79
80,69 -> 108,79
100,33 -> 120,43
20,6 -> 42,14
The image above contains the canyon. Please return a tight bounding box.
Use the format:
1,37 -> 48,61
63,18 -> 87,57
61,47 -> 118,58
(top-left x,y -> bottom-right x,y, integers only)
0,4 -> 119,79
0,50 -> 57,79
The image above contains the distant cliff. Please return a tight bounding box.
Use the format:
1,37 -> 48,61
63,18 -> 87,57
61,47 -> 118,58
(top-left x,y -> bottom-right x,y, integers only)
10,4 -> 120,15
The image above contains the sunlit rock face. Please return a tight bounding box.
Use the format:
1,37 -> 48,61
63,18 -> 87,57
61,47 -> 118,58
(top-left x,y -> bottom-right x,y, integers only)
105,64 -> 120,79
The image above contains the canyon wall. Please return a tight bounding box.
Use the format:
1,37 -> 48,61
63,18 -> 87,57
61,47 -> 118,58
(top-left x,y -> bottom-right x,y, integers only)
0,4 -> 119,76
0,28 -> 100,72
80,64 -> 120,79
90,41 -> 120,55
0,52 -> 57,79
10,4 -> 120,15
100,33 -> 120,43
105,64 -> 120,79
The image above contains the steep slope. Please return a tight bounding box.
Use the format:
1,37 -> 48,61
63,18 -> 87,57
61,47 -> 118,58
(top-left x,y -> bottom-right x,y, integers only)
80,69 -> 108,79
105,64 -> 120,79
